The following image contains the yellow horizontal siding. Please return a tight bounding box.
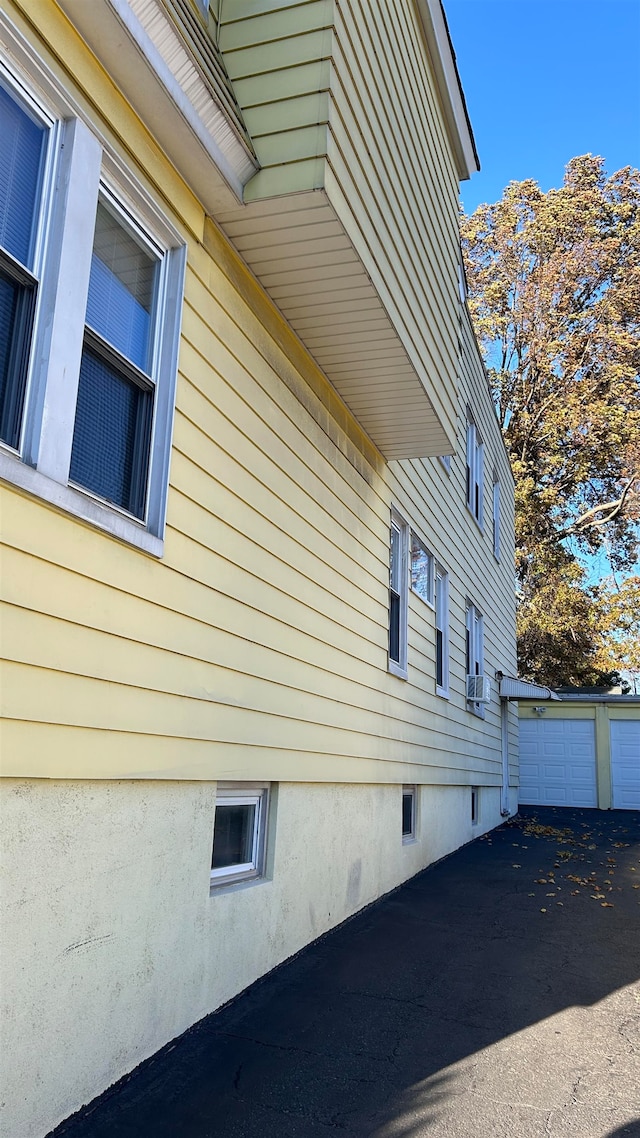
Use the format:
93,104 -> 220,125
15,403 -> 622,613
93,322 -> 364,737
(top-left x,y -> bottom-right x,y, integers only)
1,0 -> 516,788
246,91 -> 330,137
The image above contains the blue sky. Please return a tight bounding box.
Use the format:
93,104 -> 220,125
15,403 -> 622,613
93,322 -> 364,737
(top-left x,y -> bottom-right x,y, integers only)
444,0 -> 640,216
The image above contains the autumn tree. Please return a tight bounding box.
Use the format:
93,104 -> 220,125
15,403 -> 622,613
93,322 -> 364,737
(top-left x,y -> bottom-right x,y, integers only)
460,155 -> 640,686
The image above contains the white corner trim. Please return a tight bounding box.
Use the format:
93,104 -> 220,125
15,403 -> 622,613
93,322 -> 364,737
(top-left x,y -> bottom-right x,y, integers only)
415,0 -> 479,180
0,452 -> 164,557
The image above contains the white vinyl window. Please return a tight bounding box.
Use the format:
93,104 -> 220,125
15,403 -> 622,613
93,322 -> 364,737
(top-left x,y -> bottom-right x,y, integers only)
435,563 -> 449,697
466,416 -> 484,527
402,785 -> 417,843
0,57 -> 185,556
0,72 -> 53,451
466,602 -> 484,714
471,787 -> 479,825
389,509 -> 409,678
492,475 -> 501,560
410,531 -> 434,606
210,785 -> 269,888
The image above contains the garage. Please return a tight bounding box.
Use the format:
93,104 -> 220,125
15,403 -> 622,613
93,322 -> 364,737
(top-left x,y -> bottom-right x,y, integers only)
519,718 -> 598,807
611,720 -> 640,809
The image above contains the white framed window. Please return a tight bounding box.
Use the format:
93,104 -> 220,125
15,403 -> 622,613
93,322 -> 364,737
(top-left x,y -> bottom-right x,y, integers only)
0,54 -> 185,556
471,787 -> 479,825
0,69 -> 55,452
466,602 -> 484,714
410,531 -> 434,606
389,508 -> 409,678
210,784 -> 270,888
435,563 -> 449,697
492,475 -> 501,560
466,415 -> 483,527
402,785 -> 417,843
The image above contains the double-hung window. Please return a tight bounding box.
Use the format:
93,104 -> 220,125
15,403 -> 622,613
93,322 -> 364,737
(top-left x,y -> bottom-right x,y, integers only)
435,563 -> 449,696
0,56 -> 185,555
211,784 -> 269,888
466,602 -> 484,713
70,197 -> 160,520
0,78 -> 48,450
466,416 -> 483,526
389,510 -> 409,678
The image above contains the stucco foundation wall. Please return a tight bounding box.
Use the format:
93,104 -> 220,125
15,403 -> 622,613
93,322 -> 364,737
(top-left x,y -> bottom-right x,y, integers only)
1,776 -> 502,1138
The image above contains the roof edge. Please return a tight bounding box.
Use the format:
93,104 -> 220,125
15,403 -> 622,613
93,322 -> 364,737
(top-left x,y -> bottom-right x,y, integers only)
414,0 -> 480,181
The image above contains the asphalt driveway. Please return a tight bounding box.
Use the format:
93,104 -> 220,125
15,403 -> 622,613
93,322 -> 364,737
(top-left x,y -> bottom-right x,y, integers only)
50,806 -> 640,1138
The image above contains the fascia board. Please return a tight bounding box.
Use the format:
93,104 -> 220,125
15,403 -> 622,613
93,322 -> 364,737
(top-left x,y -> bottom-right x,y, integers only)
414,0 -> 480,181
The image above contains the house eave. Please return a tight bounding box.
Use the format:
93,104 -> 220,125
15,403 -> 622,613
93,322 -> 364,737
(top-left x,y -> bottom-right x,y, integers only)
218,190 -> 457,461
57,0 -> 259,213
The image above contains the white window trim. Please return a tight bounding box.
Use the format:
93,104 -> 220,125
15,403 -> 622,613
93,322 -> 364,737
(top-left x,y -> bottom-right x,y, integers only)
466,415 -> 484,529
389,508 -> 409,679
410,530 -> 434,608
402,784 -> 417,844
466,602 -> 485,717
435,563 -> 450,698
0,45 -> 185,557
492,475 -> 501,561
210,784 -> 270,889
471,786 -> 479,826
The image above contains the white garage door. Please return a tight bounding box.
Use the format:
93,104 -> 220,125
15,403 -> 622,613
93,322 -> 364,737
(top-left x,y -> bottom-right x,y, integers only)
519,718 -> 597,807
611,720 -> 640,809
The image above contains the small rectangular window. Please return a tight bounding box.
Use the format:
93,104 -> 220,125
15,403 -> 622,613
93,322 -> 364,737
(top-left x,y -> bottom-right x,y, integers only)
389,509 -> 409,678
402,785 -> 416,842
466,416 -> 483,526
471,787 -> 479,825
211,785 -> 269,887
410,532 -> 434,605
493,476 -> 501,560
435,564 -> 449,696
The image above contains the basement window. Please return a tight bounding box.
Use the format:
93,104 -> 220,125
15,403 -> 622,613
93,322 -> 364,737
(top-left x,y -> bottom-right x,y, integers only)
402,785 -> 417,843
210,784 -> 269,888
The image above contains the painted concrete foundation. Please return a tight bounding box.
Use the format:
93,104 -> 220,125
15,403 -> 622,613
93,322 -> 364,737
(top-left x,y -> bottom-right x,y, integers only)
0,777 -> 508,1137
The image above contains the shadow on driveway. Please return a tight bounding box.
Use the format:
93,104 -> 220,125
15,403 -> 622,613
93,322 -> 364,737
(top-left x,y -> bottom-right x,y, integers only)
49,807 -> 640,1138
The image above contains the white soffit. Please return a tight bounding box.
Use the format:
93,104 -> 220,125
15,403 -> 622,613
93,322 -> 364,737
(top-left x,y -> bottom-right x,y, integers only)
219,192 -> 453,460
415,0 -> 480,181
57,0 -> 258,213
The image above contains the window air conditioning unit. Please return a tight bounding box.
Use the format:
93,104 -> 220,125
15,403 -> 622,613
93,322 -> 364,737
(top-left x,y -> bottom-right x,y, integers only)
466,674 -> 491,703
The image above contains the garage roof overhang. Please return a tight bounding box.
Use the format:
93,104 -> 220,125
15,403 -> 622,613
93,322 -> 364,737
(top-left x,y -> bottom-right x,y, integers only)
497,674 -> 562,701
